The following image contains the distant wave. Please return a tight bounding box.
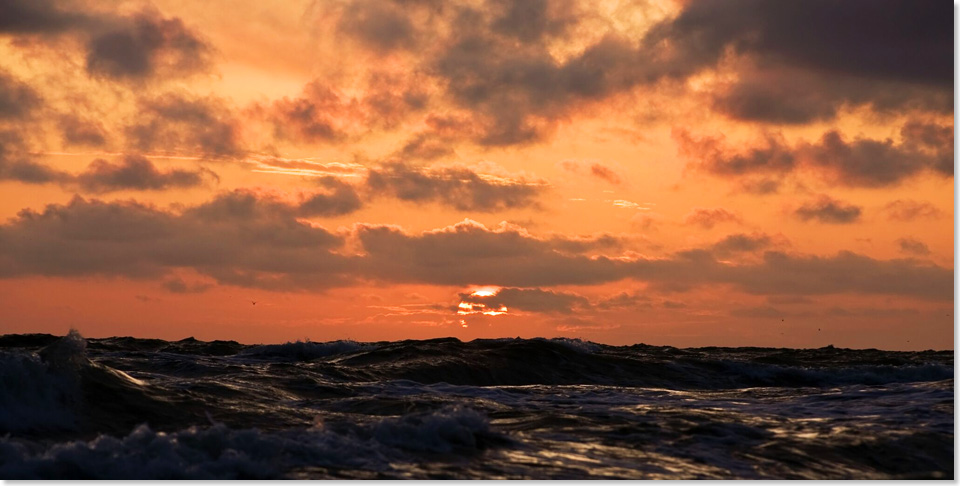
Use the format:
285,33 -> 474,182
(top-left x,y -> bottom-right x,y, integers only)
239,340 -> 367,361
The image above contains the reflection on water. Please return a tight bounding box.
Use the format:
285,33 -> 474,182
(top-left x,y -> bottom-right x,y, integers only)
0,333 -> 952,479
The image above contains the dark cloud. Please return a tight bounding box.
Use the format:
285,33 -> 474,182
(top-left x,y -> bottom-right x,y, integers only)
297,177 -> 363,217
354,219 -> 625,287
0,0 -> 93,34
269,77 -> 425,144
675,130 -> 796,176
558,160 -> 622,184
650,0 -> 951,86
0,70 -> 40,120
76,155 -> 217,193
883,200 -> 944,221
0,156 -> 69,183
0,132 -> 70,183
2,2 -> 209,83
59,115 -> 107,146
459,287 -> 589,314
897,238 -> 930,256
595,291 -> 652,310
433,31 -> 646,145
365,162 -> 542,212
355,219 -> 953,300
679,122 -> 953,188
0,193 -> 352,290
336,0 -> 417,51
709,67 -> 951,124
684,208 -> 741,229
795,196 -> 862,224
85,11 -> 211,81
802,128 -> 952,187
546,233 -> 623,254
397,134 -> 455,161
325,0 -> 645,145
710,233 -> 773,255
738,178 -> 780,195
0,205 -> 951,299
162,276 -> 212,293
719,250 -> 951,300
489,0 -> 578,42
126,93 -> 241,157
646,0 -> 952,121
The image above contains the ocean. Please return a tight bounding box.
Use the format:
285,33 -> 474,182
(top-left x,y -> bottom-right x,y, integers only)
0,331 -> 952,479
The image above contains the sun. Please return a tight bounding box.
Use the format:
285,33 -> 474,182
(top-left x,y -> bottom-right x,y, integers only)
470,286 -> 501,297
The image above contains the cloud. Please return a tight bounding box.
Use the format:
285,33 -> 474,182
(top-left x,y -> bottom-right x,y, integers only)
677,122 -> 952,188
595,291 -> 652,310
883,200 -> 944,222
162,276 -> 212,293
396,134 -> 455,161
0,70 -> 40,120
675,129 -> 796,176
0,0 -> 95,35
355,219 -> 953,300
897,238 -> 930,256
59,114 -> 107,146
85,11 -> 211,81
645,0 -> 951,121
558,160 -> 622,184
0,206 -> 951,300
458,286 -> 589,314
354,218 -> 625,287
684,208 -> 741,229
801,128 -> 952,187
297,177 -> 363,216
335,0 -> 418,52
2,1 -> 211,83
738,178 -> 780,195
710,233 -> 774,255
795,196 -> 862,224
268,77 -> 425,144
0,156 -> 69,184
76,155 -> 217,193
365,162 -> 543,211
0,132 -> 70,183
313,0 -> 951,149
0,193 -> 352,290
126,93 -> 241,157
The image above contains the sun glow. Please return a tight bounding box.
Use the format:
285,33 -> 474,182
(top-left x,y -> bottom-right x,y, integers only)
470,286 -> 501,297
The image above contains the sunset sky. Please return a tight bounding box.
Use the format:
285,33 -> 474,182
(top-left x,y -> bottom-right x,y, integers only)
0,0 -> 953,349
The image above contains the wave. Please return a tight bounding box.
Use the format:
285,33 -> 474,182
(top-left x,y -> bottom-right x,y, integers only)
332,338 -> 952,388
0,406 -> 500,479
239,340 -> 366,361
0,331 -> 203,437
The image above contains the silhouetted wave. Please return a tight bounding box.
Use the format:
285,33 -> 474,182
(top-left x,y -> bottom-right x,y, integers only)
0,332 -> 952,479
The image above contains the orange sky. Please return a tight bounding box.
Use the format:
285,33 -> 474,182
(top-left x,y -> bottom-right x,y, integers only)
0,0 -> 953,349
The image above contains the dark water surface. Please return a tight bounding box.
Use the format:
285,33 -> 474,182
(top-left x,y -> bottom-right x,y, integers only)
0,331 -> 952,479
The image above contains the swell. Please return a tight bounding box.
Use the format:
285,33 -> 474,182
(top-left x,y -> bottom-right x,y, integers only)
0,405 -> 502,479
0,334 -> 952,390
327,338 -> 952,389
0,331 -> 206,438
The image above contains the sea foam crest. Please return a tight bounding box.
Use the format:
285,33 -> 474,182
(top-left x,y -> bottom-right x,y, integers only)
0,406 -> 496,479
0,330 -> 89,433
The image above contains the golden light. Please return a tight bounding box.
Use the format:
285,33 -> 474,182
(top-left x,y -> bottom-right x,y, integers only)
470,286 -> 501,297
